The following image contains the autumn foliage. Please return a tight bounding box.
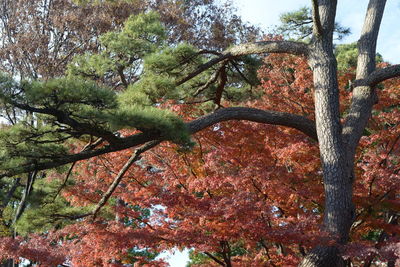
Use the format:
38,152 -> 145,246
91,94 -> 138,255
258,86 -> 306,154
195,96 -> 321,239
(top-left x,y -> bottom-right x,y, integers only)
0,51 -> 399,266
0,49 -> 400,266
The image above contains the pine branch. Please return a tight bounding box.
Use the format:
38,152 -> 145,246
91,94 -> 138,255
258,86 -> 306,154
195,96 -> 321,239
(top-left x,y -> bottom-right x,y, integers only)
0,107 -> 317,178
177,40 -> 309,85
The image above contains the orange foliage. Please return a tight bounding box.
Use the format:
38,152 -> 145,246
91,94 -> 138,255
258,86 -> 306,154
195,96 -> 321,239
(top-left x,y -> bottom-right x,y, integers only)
1,54 -> 399,266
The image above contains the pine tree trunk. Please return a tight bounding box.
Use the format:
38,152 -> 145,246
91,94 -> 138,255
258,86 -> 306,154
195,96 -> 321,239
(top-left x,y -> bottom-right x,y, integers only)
297,1 -> 387,265
298,247 -> 345,267
299,1 -> 354,265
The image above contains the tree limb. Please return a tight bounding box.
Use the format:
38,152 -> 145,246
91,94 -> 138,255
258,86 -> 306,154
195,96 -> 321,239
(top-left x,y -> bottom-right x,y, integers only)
50,141 -> 160,221
0,178 -> 21,216
0,107 -> 316,178
9,101 -> 121,144
177,40 -> 309,85
342,0 -> 387,155
204,252 -> 225,266
311,0 -> 323,36
187,107 -> 317,139
12,171 -> 37,224
353,64 -> 400,87
91,140 -> 160,219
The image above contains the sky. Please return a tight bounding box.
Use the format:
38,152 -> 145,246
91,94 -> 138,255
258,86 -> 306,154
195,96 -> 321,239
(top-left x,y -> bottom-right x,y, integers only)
232,0 -> 400,63
160,1 -> 400,266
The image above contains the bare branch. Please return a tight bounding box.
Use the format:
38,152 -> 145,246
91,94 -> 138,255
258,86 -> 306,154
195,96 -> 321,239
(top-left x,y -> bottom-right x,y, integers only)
193,63 -> 225,97
0,178 -> 20,215
13,171 -> 37,224
204,252 -> 225,266
230,60 -> 255,86
187,107 -> 317,140
91,140 -> 159,219
214,64 -> 227,106
47,162 -> 76,205
353,64 -> 400,87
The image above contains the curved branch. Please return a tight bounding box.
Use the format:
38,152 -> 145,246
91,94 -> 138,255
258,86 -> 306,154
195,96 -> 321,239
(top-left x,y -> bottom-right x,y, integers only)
0,107 -> 316,178
177,40 -> 309,85
353,64 -> 400,87
187,107 -> 317,140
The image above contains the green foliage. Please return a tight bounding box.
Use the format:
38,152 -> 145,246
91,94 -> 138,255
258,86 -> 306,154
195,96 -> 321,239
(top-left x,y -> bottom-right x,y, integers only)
277,7 -> 313,40
72,0 -> 141,7
15,178 -> 90,236
67,11 -> 165,81
109,106 -> 190,144
363,230 -> 382,242
187,244 -> 248,266
223,55 -> 262,102
27,78 -> 118,110
124,43 -> 210,101
0,123 -> 68,174
124,248 -> 158,264
187,250 -> 212,266
335,43 -> 384,71
335,43 -> 358,71
276,7 -> 350,41
121,74 -> 176,104
0,72 -> 191,175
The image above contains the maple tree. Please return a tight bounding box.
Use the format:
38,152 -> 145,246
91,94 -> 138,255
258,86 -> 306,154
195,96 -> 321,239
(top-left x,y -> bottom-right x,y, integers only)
0,0 -> 399,266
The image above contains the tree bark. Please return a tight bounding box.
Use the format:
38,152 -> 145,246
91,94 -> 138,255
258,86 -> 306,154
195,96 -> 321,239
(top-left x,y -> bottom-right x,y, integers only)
298,247 -> 345,267
299,0 -> 387,266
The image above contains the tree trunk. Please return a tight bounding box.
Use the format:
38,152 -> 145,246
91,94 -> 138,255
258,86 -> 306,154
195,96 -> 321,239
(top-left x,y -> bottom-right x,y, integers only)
298,247 -> 345,267
297,1 -> 388,265
299,1 -> 354,265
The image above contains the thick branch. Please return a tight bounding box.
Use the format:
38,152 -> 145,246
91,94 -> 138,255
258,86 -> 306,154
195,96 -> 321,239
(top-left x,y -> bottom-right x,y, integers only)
315,0 -> 337,38
353,64 -> 400,87
187,107 -> 317,139
342,0 -> 387,154
177,40 -> 309,85
13,171 -> 37,224
204,252 -> 225,266
0,178 -> 20,216
311,0 -> 323,36
0,107 -> 316,178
